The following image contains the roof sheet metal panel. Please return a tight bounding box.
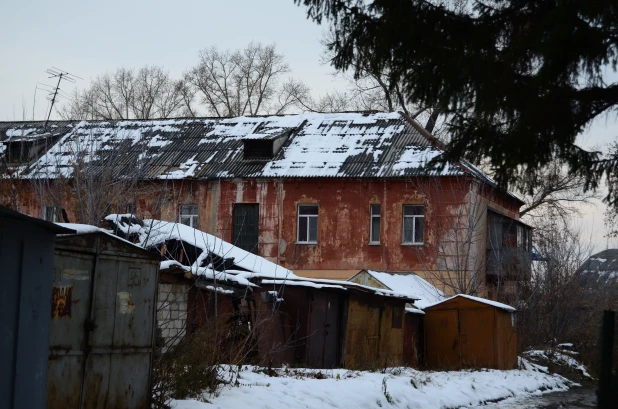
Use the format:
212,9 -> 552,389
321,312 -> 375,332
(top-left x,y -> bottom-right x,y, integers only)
3,112 -> 487,181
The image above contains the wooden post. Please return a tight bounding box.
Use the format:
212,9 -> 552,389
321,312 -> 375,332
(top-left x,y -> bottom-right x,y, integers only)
598,310 -> 615,409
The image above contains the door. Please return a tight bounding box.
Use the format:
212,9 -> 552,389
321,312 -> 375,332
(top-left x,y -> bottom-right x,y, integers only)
233,204 -> 259,254
459,308 -> 495,368
47,251 -> 95,409
425,309 -> 460,368
307,292 -> 341,368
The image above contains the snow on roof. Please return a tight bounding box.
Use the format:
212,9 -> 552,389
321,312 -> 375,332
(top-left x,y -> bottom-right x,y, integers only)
423,294 -> 516,312
105,215 -> 296,282
56,223 -> 104,234
1,112 -> 495,182
263,276 -> 417,300
361,270 -> 446,308
578,249 -> 618,280
55,222 -> 149,250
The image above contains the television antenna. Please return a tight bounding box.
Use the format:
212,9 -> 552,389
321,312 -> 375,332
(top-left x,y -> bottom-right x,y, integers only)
43,67 -> 82,128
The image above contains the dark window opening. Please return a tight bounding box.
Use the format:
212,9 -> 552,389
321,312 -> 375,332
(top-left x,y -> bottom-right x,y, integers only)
243,140 -> 274,159
43,205 -> 61,222
233,203 -> 259,254
126,203 -> 137,215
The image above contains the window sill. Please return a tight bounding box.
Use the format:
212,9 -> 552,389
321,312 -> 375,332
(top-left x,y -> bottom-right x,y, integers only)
368,242 -> 381,246
401,242 -> 424,246
296,241 -> 318,245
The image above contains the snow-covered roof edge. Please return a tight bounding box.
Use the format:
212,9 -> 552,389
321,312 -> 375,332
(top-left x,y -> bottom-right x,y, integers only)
422,294 -> 516,312
262,276 -> 418,301
55,222 -> 151,252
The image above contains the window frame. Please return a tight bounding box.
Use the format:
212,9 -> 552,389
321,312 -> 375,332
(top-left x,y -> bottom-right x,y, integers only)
369,204 -> 381,245
297,204 -> 318,244
179,204 -> 199,228
402,204 -> 425,245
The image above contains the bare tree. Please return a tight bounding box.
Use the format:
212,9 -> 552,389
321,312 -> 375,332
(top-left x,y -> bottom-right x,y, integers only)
515,162 -> 598,221
514,213 -> 618,372
408,177 -> 492,296
59,66 -> 188,120
320,30 -> 446,133
185,43 -> 310,117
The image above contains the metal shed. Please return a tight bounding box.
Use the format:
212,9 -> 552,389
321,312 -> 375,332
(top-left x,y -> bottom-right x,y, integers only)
0,206 -> 73,409
424,294 -> 517,370
254,279 -> 413,369
47,229 -> 159,409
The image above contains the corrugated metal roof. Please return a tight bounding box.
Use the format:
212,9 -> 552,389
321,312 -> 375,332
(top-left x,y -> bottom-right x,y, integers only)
0,112 -> 494,183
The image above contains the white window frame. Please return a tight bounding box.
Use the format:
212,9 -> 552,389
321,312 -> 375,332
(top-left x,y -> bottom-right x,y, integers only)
297,204 -> 318,244
402,205 -> 424,245
369,204 -> 381,245
179,204 -> 199,228
43,205 -> 60,222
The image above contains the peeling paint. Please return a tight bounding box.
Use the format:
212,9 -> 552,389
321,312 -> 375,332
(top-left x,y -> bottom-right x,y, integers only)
117,292 -> 135,315
52,286 -> 72,318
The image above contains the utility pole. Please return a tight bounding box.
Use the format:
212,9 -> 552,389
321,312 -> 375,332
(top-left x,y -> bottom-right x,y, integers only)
43,67 -> 81,129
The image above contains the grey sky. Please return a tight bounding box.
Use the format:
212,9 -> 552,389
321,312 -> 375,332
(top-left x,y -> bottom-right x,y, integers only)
1,0 -> 616,251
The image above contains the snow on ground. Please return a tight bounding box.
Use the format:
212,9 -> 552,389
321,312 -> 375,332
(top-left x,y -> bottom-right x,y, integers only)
523,349 -> 592,379
170,360 -> 572,409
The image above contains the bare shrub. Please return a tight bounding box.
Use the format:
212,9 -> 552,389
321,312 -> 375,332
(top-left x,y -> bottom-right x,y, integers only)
151,311 -> 253,405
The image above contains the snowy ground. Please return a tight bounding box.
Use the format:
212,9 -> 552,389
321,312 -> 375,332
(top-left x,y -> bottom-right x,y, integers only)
523,348 -> 593,380
170,359 -> 574,409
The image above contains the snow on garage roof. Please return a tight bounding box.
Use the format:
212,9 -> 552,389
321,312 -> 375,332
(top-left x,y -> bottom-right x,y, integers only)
423,294 -> 516,312
105,215 -> 296,281
1,112 -> 496,183
351,270 -> 446,308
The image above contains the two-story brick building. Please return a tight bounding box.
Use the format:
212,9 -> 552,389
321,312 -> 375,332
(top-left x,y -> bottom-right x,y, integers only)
0,112 -> 531,298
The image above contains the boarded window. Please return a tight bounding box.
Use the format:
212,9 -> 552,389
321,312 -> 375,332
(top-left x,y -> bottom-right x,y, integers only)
402,205 -> 424,244
179,204 -> 199,228
298,204 -> 318,243
370,204 -> 381,244
233,204 -> 259,254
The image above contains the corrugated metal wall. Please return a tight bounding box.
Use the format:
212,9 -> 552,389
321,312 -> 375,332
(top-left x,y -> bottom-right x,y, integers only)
0,207 -> 69,409
47,233 -> 159,409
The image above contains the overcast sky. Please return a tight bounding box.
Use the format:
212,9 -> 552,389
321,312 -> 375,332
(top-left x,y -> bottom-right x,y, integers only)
1,0 -> 616,252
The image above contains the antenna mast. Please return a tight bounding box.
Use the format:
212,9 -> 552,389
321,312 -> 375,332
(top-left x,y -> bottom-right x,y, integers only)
43,67 -> 82,128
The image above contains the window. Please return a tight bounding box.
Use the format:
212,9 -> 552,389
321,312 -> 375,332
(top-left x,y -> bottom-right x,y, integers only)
370,204 -> 381,244
402,205 -> 424,244
297,204 -> 318,243
43,206 -> 61,222
126,203 -> 137,215
179,204 -> 199,228
233,204 -> 259,254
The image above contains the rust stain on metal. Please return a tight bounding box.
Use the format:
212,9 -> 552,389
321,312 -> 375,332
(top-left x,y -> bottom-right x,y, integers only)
51,286 -> 72,318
